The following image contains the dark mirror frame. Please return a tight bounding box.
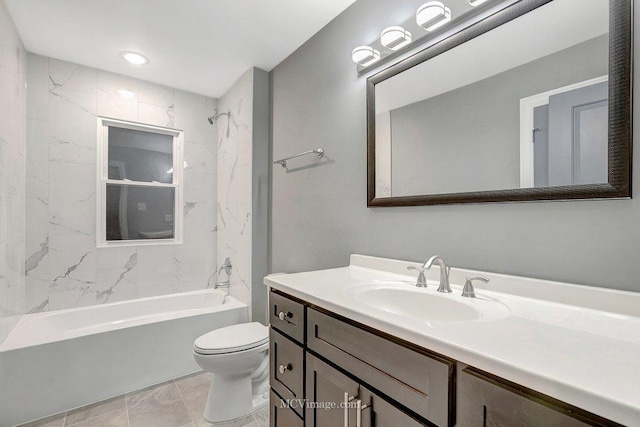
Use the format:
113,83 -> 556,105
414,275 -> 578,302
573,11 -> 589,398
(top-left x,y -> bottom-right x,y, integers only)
367,0 -> 632,207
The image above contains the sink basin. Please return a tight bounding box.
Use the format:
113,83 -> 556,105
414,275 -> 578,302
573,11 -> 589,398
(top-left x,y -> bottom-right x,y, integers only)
347,282 -> 509,322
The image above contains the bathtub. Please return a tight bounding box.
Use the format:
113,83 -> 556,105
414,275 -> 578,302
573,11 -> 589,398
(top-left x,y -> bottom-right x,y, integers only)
0,289 -> 248,426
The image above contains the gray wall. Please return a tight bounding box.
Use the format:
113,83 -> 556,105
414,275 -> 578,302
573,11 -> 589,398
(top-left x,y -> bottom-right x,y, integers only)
390,35 -> 608,196
0,0 -> 26,343
270,0 -> 640,293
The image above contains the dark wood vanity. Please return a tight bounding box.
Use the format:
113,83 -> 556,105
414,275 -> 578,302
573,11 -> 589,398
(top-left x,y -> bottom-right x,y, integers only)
268,289 -> 622,427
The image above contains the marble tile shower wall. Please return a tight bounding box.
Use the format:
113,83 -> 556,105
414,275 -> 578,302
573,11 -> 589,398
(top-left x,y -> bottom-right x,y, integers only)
0,1 -> 26,342
217,69 -> 254,307
25,54 -> 219,312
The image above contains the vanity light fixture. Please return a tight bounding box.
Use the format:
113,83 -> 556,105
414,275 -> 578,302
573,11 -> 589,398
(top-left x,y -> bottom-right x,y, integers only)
120,51 -> 149,65
416,1 -> 452,32
380,26 -> 412,51
117,89 -> 135,99
352,46 -> 381,67
468,0 -> 489,6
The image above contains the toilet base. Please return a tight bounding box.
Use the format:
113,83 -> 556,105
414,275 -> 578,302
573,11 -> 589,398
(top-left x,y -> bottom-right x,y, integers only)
203,374 -> 269,423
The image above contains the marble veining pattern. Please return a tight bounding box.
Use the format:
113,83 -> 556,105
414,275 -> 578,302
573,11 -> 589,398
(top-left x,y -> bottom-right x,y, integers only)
25,54 -> 218,312
0,0 -> 27,343
216,69 -> 255,307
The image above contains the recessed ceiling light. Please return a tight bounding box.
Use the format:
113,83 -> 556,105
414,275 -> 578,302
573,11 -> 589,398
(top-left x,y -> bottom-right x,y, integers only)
381,26 -> 412,51
417,1 -> 452,32
120,51 -> 149,65
118,89 -> 135,99
468,0 -> 489,6
352,46 -> 381,67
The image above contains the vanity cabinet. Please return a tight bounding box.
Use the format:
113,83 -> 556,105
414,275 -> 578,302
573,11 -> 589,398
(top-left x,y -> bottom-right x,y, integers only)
268,289 -> 619,427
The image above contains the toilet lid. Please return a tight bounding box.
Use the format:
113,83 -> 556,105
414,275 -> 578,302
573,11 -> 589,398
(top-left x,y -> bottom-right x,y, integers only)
194,322 -> 269,355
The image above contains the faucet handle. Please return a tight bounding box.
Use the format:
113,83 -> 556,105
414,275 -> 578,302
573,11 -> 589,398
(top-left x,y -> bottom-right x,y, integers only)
407,266 -> 427,288
462,276 -> 490,298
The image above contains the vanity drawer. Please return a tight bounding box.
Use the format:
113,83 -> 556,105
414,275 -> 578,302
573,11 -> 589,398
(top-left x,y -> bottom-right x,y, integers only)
269,290 -> 305,344
307,308 -> 454,426
270,328 -> 305,417
270,389 -> 303,427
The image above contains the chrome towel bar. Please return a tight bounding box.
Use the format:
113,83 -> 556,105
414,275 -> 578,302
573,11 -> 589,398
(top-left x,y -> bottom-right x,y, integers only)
274,147 -> 324,168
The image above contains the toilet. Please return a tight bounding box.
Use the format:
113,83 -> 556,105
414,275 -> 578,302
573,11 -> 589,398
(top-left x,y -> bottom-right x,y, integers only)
193,322 -> 269,423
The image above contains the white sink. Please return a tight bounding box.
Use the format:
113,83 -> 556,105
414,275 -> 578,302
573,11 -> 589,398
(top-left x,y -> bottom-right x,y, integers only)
347,281 -> 509,322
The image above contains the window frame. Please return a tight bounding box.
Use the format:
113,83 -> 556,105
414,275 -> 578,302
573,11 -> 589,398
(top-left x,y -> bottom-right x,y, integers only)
96,117 -> 184,248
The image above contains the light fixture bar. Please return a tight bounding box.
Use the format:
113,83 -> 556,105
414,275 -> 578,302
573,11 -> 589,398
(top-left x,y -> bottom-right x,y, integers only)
468,0 -> 489,6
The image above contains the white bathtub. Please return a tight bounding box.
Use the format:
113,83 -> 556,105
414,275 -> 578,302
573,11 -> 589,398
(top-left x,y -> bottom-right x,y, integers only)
0,289 -> 248,426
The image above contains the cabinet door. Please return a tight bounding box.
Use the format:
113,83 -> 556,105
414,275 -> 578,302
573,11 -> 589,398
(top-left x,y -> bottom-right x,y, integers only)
306,354 -> 428,427
270,328 -> 305,417
458,367 -> 620,427
306,353 -> 360,427
271,389 -> 303,427
359,386 -> 427,427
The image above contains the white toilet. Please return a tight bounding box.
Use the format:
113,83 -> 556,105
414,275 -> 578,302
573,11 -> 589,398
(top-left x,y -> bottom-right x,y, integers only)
193,322 -> 269,423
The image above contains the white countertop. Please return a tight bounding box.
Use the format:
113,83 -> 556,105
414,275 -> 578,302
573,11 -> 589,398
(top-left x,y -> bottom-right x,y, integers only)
264,254 -> 640,427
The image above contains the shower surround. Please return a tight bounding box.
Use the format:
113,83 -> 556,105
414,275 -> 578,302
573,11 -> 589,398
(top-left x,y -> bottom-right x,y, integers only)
0,1 -> 26,343
216,68 -> 269,322
24,54 -> 219,312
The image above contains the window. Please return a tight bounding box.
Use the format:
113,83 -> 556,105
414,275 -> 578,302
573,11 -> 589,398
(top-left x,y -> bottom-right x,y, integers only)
97,118 -> 184,247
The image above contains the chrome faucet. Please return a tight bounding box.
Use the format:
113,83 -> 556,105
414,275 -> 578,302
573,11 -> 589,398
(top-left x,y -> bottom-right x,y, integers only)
424,255 -> 452,293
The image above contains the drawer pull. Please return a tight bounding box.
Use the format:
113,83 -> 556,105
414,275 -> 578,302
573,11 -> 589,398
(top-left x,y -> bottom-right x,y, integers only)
344,392 -> 357,427
278,363 -> 292,374
356,400 -> 370,427
278,311 -> 293,321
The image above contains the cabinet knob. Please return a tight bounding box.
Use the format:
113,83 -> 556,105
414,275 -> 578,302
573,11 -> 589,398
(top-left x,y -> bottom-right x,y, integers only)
278,311 -> 292,321
278,363 -> 292,374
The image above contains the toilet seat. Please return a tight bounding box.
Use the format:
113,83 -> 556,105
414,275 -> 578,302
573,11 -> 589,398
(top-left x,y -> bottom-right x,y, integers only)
194,322 -> 268,355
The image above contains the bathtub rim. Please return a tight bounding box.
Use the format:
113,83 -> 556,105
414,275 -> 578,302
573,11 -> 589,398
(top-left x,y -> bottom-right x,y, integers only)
0,289 -> 246,352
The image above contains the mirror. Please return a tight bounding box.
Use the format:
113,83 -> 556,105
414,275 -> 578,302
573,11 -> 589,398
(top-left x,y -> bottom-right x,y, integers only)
367,0 -> 632,206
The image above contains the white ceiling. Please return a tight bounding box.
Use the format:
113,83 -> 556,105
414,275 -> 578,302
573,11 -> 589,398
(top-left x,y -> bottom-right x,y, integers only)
4,0 -> 357,97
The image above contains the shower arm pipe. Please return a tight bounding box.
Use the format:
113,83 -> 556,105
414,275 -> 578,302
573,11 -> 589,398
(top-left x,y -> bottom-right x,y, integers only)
273,147 -> 324,168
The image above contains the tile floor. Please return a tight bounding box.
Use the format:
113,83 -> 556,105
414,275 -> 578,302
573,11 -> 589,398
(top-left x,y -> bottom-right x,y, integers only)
19,372 -> 268,427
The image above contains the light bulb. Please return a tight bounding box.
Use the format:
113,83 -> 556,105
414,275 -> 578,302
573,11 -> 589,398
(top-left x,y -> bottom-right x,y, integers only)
352,46 -> 381,67
381,26 -> 412,51
417,1 -> 452,32
120,51 -> 149,65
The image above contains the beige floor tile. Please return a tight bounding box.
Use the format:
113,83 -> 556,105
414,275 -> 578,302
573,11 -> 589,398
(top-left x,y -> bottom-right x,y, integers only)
126,381 -> 192,427
18,413 -> 65,427
124,379 -> 176,408
252,408 -> 268,427
65,396 -> 125,426
175,372 -> 212,424
66,409 -> 128,427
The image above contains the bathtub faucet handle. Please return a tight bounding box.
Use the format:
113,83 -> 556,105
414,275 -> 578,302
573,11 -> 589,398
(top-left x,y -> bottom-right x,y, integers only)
218,257 -> 232,276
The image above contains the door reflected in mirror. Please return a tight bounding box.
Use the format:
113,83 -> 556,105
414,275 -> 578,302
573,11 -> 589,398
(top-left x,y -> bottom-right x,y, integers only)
369,0 -> 631,206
